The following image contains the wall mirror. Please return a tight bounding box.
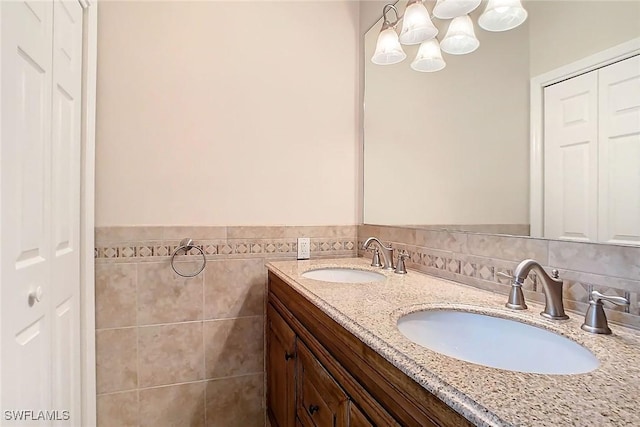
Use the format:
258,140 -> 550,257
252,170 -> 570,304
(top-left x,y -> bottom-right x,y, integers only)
363,0 -> 640,242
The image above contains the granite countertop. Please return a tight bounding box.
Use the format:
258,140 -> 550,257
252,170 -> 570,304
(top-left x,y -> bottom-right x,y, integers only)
266,257 -> 640,427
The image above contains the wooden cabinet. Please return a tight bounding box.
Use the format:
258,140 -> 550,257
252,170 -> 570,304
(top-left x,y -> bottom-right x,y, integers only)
267,304 -> 297,427
267,272 -> 472,427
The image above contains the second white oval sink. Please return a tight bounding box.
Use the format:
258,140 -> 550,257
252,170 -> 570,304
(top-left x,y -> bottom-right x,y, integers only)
301,268 -> 385,283
397,310 -> 599,375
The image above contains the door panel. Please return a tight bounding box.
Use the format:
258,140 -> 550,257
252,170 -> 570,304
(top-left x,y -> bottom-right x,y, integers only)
1,1 -> 54,419
12,316 -> 50,423
51,0 -> 83,424
16,48 -> 48,266
53,297 -> 74,425
544,71 -> 598,242
598,55 -> 640,245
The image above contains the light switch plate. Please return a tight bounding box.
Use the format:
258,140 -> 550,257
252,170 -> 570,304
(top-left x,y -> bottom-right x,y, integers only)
297,237 -> 310,260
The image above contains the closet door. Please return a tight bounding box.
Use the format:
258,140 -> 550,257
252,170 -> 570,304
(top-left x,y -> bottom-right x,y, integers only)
1,0 -> 55,417
1,0 -> 83,423
544,71 -> 599,242
598,55 -> 640,245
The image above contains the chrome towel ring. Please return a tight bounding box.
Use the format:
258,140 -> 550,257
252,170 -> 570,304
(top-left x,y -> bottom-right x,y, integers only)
170,238 -> 206,278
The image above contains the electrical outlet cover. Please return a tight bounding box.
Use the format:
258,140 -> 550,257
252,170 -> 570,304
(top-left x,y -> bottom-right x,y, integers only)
297,237 -> 310,260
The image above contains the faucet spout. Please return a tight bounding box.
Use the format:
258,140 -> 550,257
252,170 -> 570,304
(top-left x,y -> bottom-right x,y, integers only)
513,259 -> 569,320
363,237 -> 394,270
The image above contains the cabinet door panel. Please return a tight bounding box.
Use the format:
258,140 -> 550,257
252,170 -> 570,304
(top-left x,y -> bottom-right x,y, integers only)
267,304 -> 297,427
296,340 -> 348,427
299,371 -> 334,427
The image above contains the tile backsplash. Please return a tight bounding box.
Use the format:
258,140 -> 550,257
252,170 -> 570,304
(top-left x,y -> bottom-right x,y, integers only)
95,225 -> 356,427
358,224 -> 640,330
96,223 -> 640,425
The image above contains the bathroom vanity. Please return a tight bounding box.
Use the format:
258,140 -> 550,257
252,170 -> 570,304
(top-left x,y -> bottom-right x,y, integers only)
266,258 -> 640,427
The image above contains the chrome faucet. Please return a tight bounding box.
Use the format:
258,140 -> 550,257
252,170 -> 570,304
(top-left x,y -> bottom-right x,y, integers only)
510,259 -> 569,320
363,237 -> 394,270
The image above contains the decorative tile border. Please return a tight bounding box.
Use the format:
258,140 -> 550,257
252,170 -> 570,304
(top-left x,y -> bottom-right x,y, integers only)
96,239 -> 357,260
96,226 -> 357,261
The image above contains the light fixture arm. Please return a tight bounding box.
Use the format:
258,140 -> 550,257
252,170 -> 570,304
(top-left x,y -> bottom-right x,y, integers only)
382,4 -> 402,30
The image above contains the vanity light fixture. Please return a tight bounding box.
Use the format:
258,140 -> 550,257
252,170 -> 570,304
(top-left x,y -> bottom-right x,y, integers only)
433,0 -> 481,19
371,4 -> 407,65
478,0 -> 528,32
399,0 -> 439,45
411,38 -> 447,72
440,14 -> 479,55
372,0 -> 527,72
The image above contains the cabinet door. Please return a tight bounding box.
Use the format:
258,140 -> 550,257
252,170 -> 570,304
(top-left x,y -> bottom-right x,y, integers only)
267,304 -> 297,427
348,403 -> 374,427
598,55 -> 640,245
544,70 -> 599,242
297,340 -> 348,427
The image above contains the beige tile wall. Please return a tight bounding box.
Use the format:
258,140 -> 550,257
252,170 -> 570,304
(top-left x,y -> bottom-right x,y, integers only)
95,225 -> 356,427
359,224 -> 640,330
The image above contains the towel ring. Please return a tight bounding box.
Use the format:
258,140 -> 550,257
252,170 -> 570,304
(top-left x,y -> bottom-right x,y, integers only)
170,238 -> 206,278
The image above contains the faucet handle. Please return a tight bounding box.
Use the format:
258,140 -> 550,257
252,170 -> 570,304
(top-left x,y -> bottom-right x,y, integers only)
590,290 -> 629,307
581,291 -> 630,334
394,251 -> 409,275
370,248 -> 383,268
499,271 -> 528,311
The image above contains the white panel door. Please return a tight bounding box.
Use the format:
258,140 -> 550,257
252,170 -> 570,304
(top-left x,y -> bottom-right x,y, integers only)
544,71 -> 599,242
1,1 -> 54,422
598,55 -> 640,245
1,0 -> 83,424
50,0 -> 83,424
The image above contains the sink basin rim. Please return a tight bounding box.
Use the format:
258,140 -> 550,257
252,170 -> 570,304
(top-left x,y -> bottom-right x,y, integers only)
396,306 -> 600,375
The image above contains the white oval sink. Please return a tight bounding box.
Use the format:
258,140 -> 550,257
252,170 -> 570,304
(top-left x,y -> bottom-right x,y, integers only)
301,268 -> 385,283
397,310 -> 599,375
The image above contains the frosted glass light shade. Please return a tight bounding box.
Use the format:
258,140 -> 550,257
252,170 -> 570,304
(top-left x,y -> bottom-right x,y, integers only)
478,0 -> 528,32
411,39 -> 446,72
371,28 -> 407,65
399,1 -> 438,45
441,15 -> 479,55
433,0 -> 481,19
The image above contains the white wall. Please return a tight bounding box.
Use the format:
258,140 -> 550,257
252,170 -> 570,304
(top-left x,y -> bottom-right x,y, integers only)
96,1 -> 359,226
528,1 -> 640,77
363,1 -> 530,225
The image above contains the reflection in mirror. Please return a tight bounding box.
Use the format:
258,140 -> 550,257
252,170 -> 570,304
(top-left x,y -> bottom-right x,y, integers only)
363,0 -> 640,238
